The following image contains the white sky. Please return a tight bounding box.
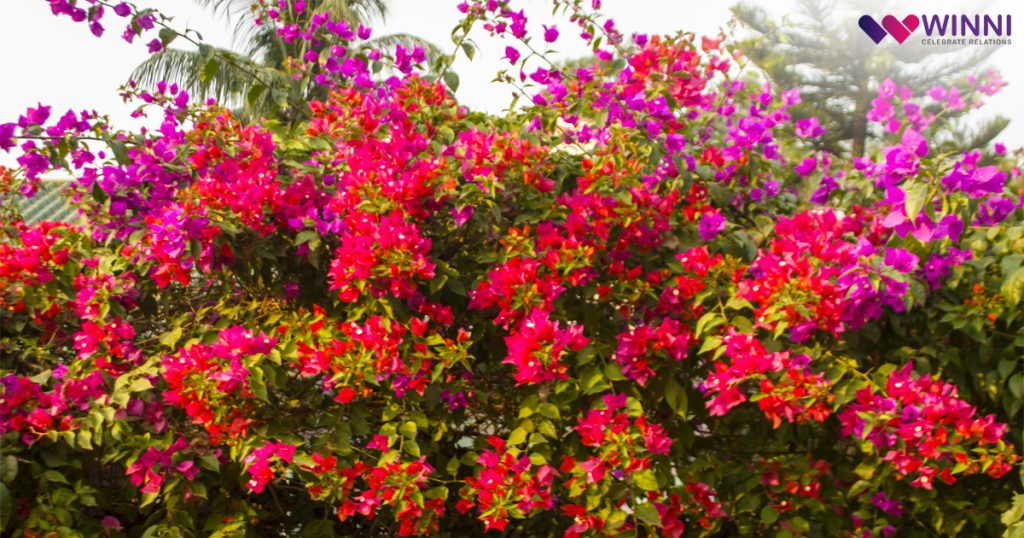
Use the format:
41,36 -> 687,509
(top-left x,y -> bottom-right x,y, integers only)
2,0 -> 1022,169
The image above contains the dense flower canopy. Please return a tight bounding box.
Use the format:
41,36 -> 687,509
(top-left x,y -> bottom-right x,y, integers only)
1,1 -> 1023,536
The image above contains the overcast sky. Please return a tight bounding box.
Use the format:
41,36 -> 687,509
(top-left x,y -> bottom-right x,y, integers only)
2,0 -> 1021,167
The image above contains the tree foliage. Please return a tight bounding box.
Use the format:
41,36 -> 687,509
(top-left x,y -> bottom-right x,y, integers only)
131,0 -> 440,122
732,0 -> 1009,157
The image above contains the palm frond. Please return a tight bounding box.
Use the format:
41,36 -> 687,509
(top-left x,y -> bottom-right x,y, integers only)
130,46 -> 272,108
128,0 -> 437,124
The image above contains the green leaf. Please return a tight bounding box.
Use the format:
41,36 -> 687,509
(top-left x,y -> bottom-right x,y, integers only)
200,57 -> 219,84
1002,266 -> 1024,308
446,456 -> 460,477
635,502 -> 661,526
508,427 -> 528,446
77,430 -> 93,450
442,71 -> 460,92
109,139 -> 130,165
295,230 -> 319,246
537,420 -> 557,439
999,358 -> 1018,380
40,451 -> 66,468
187,481 -> 207,499
581,367 -> 610,395
518,395 -> 539,418
789,516 -> 810,533
708,182 -> 734,206
429,273 -> 448,294
0,483 -> 11,531
847,480 -> 872,498
399,421 -> 418,439
28,370 -> 51,385
461,42 -> 476,60
445,277 -> 466,296
158,28 -> 177,46
250,367 -> 268,402
0,456 -> 16,484
664,377 -> 688,417
761,505 -> 779,526
1002,495 -> 1024,526
271,90 -> 289,109
538,403 -> 560,420
853,461 -> 875,480
425,486 -> 449,500
725,297 -> 753,311
42,470 -> 69,484
633,469 -> 659,491
695,312 -> 724,337
159,326 -> 182,348
130,378 -> 153,392
208,519 -> 245,538
576,346 -> 597,366
1010,373 -> 1024,400
91,182 -> 108,203
246,83 -> 267,109
904,182 -> 930,222
200,455 -> 220,472
697,336 -> 722,356
437,126 -> 456,146
604,363 -> 626,381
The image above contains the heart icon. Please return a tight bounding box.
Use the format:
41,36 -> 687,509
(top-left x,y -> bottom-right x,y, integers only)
881,14 -> 920,44
858,15 -> 888,44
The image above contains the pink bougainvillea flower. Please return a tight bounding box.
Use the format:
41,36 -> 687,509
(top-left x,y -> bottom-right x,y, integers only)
504,45 -> 520,64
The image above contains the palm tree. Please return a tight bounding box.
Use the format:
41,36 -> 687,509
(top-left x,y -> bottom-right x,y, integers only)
733,0 -> 1007,157
131,0 -> 439,123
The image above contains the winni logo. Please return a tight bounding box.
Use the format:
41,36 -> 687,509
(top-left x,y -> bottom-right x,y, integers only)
858,14 -> 1012,46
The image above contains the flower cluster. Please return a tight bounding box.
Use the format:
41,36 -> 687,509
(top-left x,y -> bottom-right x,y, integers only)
300,452 -> 365,502
555,394 -> 703,533
457,436 -> 556,531
737,209 -> 909,342
338,456 -> 445,536
612,318 -> 692,386
291,310 -> 467,402
327,211 -> 436,302
260,0 -> 376,88
838,363 -> 1019,489
469,256 -> 567,328
45,0 -> 162,49
848,490 -> 904,538
1,104 -> 96,194
0,221 -> 74,302
243,440 -> 296,493
503,308 -> 588,385
758,457 -> 830,513
72,318 -> 139,374
126,437 -> 200,494
162,326 -> 277,444
0,367 -> 114,443
702,330 -> 832,426
189,120 -> 281,236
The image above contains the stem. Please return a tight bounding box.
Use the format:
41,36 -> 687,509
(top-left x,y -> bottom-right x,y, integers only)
13,134 -> 106,142
438,16 -> 478,83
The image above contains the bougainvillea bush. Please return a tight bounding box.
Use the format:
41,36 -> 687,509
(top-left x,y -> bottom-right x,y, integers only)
2,1 -> 1023,536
